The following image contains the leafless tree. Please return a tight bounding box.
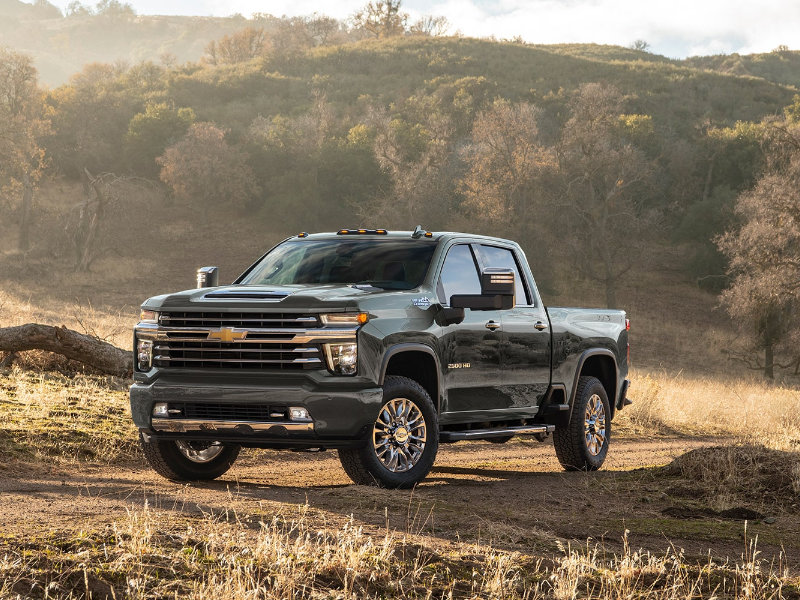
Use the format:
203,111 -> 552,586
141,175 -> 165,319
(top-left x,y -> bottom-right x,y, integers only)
718,124 -> 800,378
556,83 -> 656,308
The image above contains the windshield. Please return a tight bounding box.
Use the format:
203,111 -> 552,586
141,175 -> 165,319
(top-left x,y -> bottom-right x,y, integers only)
240,239 -> 437,290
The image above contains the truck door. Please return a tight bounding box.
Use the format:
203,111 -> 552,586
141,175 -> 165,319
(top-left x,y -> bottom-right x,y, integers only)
476,244 -> 551,416
436,243 -> 508,414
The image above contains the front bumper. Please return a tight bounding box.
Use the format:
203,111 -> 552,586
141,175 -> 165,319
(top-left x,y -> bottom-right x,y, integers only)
130,371 -> 384,449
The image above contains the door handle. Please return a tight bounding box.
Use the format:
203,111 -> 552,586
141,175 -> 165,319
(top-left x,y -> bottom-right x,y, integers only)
534,321 -> 548,331
485,321 -> 501,331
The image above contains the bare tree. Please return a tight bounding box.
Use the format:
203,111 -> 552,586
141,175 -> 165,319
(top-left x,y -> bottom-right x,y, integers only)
351,1 -> 407,38
460,100 -> 555,230
68,169 -> 160,271
409,15 -> 449,37
556,83 -> 656,308
717,124 -> 800,378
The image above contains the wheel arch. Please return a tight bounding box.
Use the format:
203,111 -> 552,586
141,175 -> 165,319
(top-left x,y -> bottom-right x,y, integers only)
379,344 -> 441,411
570,349 -> 618,419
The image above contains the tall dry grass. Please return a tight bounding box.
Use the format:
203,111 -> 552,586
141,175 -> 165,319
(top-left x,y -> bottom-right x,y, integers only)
621,368 -> 800,448
1,501 -> 794,599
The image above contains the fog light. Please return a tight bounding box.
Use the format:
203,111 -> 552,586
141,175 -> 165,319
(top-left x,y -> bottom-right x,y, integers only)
323,343 -> 358,375
137,339 -> 153,370
289,407 -> 310,421
152,402 -> 169,417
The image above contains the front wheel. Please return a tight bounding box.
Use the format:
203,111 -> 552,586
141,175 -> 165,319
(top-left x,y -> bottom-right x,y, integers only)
140,435 -> 241,481
553,376 -> 610,471
338,376 -> 439,488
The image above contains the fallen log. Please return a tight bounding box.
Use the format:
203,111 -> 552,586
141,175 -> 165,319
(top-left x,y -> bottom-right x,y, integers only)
0,324 -> 132,377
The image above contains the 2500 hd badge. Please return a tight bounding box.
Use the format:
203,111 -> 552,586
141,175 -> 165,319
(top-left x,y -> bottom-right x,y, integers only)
131,227 -> 631,488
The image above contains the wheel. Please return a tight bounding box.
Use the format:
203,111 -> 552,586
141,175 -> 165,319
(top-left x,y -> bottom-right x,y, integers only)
140,435 -> 240,481
553,376 -> 610,471
338,376 -> 439,488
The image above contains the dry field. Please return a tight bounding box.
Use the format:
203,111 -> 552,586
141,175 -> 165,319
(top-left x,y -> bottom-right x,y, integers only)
0,363 -> 799,599
2,232 -> 800,598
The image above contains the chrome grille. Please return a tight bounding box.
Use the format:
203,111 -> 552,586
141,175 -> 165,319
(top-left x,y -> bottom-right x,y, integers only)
151,311 -> 327,370
153,341 -> 321,370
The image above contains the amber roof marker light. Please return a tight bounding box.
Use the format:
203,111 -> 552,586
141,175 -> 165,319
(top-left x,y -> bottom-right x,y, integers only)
336,229 -> 389,235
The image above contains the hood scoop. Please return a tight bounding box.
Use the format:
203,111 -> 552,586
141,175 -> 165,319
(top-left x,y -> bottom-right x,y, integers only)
203,290 -> 289,300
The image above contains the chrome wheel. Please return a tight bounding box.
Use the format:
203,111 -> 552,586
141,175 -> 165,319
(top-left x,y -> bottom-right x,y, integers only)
372,397 -> 427,473
584,393 -> 607,456
175,441 -> 224,463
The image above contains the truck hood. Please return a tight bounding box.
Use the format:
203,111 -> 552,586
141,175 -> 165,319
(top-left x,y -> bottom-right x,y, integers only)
142,284 -> 407,311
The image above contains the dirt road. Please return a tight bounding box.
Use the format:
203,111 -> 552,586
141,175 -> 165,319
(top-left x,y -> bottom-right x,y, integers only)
2,434 -> 797,572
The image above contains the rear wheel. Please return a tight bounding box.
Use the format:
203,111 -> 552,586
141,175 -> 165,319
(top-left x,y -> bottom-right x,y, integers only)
140,435 -> 240,481
338,376 -> 439,488
553,376 -> 610,471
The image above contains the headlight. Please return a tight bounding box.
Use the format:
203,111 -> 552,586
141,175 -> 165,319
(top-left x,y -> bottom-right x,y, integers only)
137,339 -> 153,371
324,343 -> 358,375
139,309 -> 159,324
320,313 -> 368,326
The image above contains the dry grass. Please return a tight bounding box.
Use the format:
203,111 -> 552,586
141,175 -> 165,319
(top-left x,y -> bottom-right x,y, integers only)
620,368 -> 800,447
0,502 -> 796,600
665,444 -> 800,511
0,368 -> 139,465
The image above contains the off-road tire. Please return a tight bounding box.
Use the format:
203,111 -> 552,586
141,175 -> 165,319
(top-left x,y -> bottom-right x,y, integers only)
553,376 -> 610,471
338,376 -> 439,488
140,435 -> 240,481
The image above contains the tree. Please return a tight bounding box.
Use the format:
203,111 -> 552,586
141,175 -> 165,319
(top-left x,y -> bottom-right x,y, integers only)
205,27 -> 268,65
717,124 -> 800,378
66,1 -> 92,17
363,104 -> 452,226
94,0 -> 135,19
556,83 -> 656,308
0,48 -> 49,253
409,15 -> 449,37
629,39 -> 650,52
124,102 -> 195,177
158,123 -> 260,215
351,1 -> 407,38
460,100 -> 555,228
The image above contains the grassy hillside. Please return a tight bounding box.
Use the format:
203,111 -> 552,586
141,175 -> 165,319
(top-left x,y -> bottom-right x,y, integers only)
684,50 -> 800,88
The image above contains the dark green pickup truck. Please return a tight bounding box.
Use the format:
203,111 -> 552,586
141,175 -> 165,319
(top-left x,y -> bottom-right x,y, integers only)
131,228 -> 630,487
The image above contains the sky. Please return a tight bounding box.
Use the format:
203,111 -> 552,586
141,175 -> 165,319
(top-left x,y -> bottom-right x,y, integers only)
45,0 -> 800,59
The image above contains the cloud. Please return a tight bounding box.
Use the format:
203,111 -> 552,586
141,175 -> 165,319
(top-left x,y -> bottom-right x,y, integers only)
48,0 -> 800,58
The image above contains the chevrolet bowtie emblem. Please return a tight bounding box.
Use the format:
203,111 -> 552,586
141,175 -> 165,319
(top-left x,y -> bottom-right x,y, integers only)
207,327 -> 248,343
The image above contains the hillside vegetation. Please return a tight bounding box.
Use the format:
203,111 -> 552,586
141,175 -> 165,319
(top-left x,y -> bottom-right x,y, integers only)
3,4 -> 800,376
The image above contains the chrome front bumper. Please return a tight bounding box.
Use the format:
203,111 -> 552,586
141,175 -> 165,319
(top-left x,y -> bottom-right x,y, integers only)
151,418 -> 315,435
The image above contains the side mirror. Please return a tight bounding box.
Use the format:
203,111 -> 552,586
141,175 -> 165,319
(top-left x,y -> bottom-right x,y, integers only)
197,266 -> 219,288
450,268 -> 515,311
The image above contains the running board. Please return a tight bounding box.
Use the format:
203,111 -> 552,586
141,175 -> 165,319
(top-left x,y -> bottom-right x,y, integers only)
440,424 -> 555,442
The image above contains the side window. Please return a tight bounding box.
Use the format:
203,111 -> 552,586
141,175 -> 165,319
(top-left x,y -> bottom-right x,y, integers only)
437,244 -> 481,305
478,245 -> 531,306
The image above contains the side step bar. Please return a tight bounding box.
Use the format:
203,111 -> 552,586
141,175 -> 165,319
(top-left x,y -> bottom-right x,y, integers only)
440,424 -> 555,442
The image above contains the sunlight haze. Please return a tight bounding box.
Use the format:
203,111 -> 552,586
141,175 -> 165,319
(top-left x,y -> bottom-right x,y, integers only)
41,0 -> 800,58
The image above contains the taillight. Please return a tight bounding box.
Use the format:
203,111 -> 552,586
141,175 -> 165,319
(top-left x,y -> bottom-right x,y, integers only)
626,318 -> 630,364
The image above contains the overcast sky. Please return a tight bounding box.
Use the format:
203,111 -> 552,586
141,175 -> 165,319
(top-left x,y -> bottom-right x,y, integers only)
46,0 -> 799,58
